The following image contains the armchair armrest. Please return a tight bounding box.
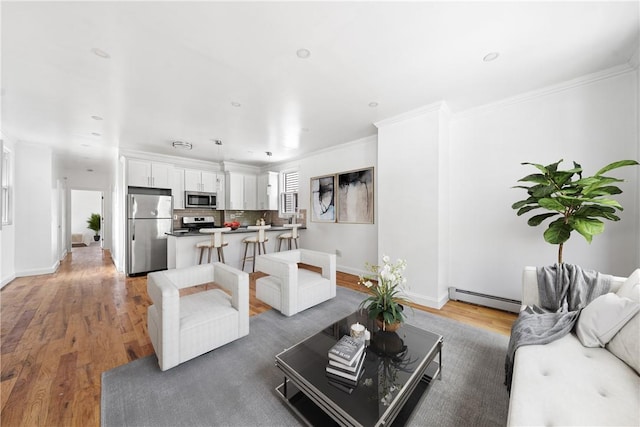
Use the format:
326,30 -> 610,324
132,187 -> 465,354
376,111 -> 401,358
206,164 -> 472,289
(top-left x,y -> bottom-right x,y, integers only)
255,254 -> 299,316
147,271 -> 181,368
212,262 -> 250,336
299,249 -> 337,297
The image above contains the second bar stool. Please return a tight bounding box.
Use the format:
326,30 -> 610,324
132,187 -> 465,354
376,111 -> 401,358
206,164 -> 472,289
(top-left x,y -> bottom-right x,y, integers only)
198,227 -> 231,264
277,223 -> 301,251
241,225 -> 271,272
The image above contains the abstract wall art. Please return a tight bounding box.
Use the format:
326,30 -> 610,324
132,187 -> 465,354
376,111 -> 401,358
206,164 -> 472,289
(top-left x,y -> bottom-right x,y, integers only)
310,174 -> 336,222
337,167 -> 374,224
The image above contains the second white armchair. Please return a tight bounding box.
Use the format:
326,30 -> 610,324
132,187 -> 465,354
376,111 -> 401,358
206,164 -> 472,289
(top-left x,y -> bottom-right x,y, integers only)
255,249 -> 336,317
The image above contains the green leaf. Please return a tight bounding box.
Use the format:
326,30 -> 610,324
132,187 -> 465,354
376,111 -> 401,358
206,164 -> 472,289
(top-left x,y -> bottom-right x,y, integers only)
512,197 -> 538,209
517,205 -> 539,216
527,212 -> 558,226
595,160 -> 639,176
518,174 -> 550,184
545,159 -> 563,173
570,217 -> 605,243
575,205 -> 618,220
521,162 -> 549,174
556,195 -> 623,210
584,186 -> 622,197
532,185 -> 556,198
538,198 -> 566,212
544,220 -> 572,244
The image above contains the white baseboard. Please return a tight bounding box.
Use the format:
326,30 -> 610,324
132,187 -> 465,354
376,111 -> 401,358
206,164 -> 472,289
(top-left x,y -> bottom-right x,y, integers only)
1,273 -> 17,289
16,260 -> 60,278
405,290 -> 449,309
336,265 -> 368,278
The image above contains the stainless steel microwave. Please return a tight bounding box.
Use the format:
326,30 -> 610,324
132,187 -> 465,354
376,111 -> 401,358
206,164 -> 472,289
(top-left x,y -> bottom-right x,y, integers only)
185,191 -> 217,209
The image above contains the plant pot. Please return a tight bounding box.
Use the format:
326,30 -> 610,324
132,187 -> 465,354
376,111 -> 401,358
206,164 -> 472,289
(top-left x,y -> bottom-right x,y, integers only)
93,235 -> 100,242
375,317 -> 402,332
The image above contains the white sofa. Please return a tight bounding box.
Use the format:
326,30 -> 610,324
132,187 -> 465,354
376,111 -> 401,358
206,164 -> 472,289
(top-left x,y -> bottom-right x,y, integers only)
507,267 -> 640,426
255,249 -> 336,317
147,263 -> 249,371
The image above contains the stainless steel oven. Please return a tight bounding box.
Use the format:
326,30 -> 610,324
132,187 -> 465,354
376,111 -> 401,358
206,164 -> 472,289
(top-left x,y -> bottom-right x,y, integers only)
185,191 -> 217,209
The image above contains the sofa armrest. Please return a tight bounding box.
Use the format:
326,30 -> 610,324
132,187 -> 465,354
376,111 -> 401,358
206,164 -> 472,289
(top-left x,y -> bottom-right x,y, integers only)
212,262 -> 250,336
162,264 -> 215,290
522,266 -> 540,308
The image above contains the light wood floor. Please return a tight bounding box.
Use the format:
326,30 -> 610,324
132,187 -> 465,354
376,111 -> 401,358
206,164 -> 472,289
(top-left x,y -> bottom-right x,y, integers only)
1,245 -> 516,427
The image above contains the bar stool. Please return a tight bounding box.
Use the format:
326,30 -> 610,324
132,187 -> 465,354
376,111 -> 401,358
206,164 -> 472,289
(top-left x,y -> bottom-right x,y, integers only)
197,227 -> 231,264
277,224 -> 302,251
242,225 -> 271,272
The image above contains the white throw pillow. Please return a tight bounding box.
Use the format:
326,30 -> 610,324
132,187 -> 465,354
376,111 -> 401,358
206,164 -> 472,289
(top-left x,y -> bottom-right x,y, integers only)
576,292 -> 639,348
607,268 -> 640,374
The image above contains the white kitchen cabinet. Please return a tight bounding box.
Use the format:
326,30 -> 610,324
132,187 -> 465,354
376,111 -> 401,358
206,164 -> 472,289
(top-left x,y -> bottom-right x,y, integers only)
244,174 -> 257,210
172,168 -> 185,209
128,159 -> 172,189
225,172 -> 244,210
257,171 -> 278,210
184,169 -> 217,193
225,172 -> 257,210
215,173 -> 225,210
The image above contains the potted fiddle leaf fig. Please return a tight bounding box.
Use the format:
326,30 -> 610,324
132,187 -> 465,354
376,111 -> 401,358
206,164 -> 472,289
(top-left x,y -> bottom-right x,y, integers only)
87,213 -> 101,242
512,159 -> 638,263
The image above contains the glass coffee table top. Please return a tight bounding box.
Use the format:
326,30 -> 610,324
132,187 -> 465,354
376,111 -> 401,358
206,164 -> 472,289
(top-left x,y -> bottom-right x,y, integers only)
275,310 -> 443,427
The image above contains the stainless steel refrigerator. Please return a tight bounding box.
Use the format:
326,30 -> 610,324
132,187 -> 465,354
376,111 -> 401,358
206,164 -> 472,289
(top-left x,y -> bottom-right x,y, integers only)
127,194 -> 173,275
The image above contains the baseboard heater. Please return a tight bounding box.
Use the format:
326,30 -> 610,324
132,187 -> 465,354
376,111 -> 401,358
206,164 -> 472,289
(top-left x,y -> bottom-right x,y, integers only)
448,287 -> 521,313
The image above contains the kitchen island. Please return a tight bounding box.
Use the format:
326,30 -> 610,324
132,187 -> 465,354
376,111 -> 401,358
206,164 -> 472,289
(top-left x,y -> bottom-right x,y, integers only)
166,226 -> 305,271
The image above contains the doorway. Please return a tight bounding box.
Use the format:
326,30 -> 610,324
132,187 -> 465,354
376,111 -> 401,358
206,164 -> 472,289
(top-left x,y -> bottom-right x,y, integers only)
71,189 -> 103,248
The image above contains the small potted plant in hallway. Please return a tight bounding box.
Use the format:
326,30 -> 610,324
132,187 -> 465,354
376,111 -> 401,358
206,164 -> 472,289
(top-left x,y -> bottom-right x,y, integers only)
87,213 -> 101,242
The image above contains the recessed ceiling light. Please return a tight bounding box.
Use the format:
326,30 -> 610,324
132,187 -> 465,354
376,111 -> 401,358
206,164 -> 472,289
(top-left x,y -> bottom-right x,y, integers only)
91,132 -> 101,136
172,141 -> 193,150
91,48 -> 110,59
87,168 -> 94,172
231,102 -> 241,107
483,52 -> 500,62
91,115 -> 103,121
265,151 -> 272,157
296,48 -> 311,59
368,101 -> 379,108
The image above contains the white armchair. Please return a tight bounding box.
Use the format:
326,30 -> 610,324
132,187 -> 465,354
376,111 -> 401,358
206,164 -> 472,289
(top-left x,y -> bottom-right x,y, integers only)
147,263 -> 249,371
255,249 -> 336,317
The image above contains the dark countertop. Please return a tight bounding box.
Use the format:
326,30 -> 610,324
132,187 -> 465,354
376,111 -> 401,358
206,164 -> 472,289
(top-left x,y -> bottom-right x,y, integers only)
166,226 -> 305,237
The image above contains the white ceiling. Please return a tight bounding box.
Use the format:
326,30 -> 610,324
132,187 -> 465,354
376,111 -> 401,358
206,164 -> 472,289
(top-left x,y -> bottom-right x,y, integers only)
2,1 -> 638,173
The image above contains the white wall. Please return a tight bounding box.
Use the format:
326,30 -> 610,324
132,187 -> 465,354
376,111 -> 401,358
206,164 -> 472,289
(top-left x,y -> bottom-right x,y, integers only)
270,136 -> 378,275
71,190 -> 101,235
0,134 -> 16,288
376,103 -> 451,308
449,67 -> 639,301
14,142 -> 59,276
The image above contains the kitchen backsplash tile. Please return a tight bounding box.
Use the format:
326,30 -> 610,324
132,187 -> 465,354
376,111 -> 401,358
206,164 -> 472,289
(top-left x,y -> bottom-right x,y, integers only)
172,208 -> 307,229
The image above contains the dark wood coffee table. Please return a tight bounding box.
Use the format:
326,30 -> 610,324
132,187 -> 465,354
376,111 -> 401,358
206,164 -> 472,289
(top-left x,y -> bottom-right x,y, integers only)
275,310 -> 443,426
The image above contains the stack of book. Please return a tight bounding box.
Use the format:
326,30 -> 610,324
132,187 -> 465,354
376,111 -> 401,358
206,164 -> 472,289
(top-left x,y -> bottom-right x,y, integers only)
326,335 -> 366,392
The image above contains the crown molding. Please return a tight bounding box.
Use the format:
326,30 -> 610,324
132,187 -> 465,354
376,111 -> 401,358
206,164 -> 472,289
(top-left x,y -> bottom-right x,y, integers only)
374,101 -> 450,128
119,148 -> 222,171
453,63 -> 636,121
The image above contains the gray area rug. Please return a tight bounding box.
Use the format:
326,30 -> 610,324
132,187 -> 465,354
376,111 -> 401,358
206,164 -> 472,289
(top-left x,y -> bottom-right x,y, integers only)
102,287 -> 509,427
